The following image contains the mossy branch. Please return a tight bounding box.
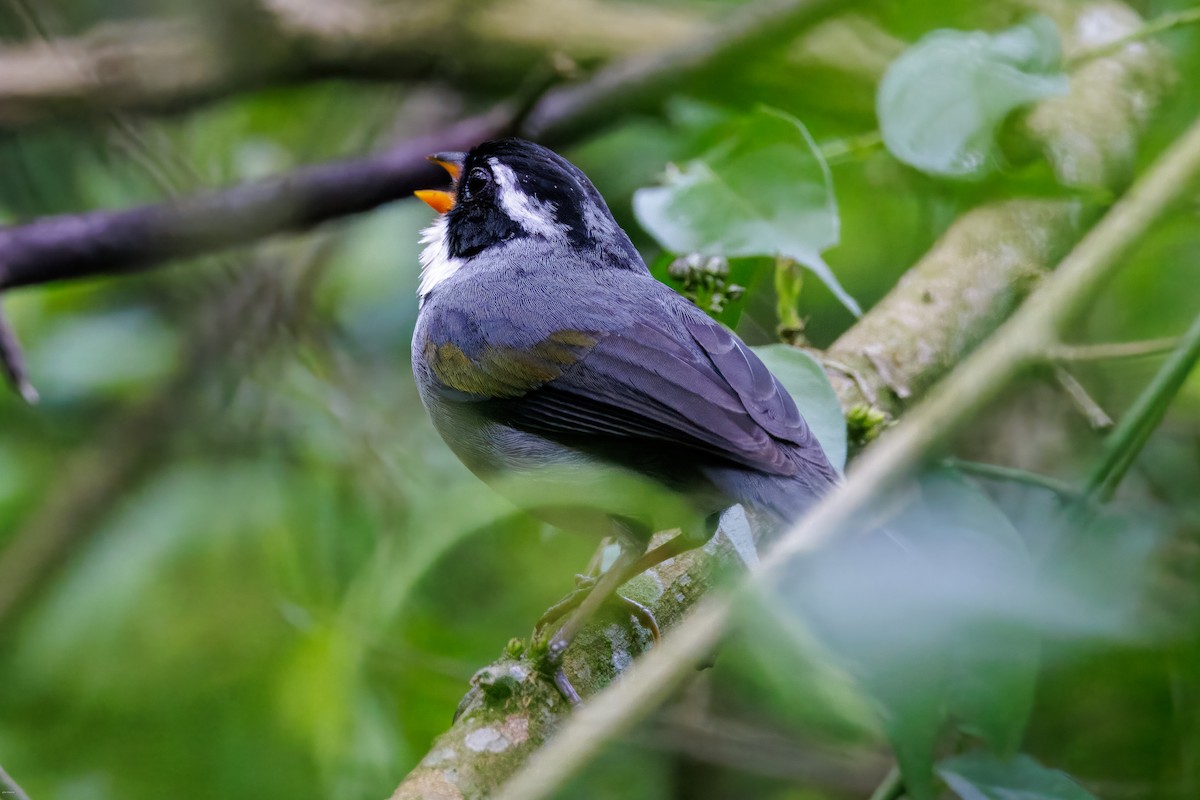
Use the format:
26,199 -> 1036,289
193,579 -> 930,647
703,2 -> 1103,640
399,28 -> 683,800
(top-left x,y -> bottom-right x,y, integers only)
0,0 -> 706,130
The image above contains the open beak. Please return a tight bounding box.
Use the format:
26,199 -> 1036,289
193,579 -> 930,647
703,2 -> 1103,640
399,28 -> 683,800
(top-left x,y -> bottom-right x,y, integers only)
415,151 -> 466,214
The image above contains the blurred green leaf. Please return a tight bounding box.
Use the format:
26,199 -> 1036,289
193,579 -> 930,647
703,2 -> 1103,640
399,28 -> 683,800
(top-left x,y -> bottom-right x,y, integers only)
928,473 -> 1039,755
750,344 -> 846,472
634,106 -> 861,316
30,309 -> 179,399
882,674 -> 945,800
878,15 -> 1068,179
730,589 -> 879,740
938,752 -> 1098,800
17,462 -> 290,696
751,469 -> 1151,796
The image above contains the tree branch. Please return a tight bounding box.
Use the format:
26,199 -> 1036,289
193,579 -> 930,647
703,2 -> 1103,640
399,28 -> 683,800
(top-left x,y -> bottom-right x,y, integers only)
0,109 -> 506,291
0,0 -> 707,130
0,0 -> 855,295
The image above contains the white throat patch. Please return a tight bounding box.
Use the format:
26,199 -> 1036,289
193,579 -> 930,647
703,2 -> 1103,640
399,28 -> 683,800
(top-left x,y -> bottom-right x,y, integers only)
417,213 -> 461,301
489,159 -> 571,242
417,160 -> 574,302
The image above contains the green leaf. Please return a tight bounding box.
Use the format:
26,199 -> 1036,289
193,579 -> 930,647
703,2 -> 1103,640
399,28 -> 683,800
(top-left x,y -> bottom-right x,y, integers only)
750,344 -> 846,472
938,752 -> 1098,800
871,471 -> 1041,798
921,473 -> 1039,755
634,106 -> 861,316
729,588 -> 880,740
881,677 -> 944,800
751,468 -> 1149,797
877,15 -> 1069,179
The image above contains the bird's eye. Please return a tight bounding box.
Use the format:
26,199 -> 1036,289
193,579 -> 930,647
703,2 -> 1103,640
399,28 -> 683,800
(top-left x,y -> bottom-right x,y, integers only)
464,167 -> 492,200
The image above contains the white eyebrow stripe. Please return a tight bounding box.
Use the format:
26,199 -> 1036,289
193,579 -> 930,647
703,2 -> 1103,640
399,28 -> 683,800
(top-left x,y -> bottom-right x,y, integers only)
488,159 -> 571,241
417,212 -> 462,301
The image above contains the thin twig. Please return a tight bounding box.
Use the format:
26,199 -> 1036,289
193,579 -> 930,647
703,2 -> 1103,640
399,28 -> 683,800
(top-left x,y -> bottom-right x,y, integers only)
944,457 -> 1079,499
1053,365 -> 1114,430
1048,337 -> 1181,362
492,112 -> 1200,800
0,306 -> 37,403
0,764 -> 32,800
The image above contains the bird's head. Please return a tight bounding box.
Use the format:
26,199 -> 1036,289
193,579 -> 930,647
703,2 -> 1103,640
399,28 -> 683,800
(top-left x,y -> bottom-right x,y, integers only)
414,138 -> 640,299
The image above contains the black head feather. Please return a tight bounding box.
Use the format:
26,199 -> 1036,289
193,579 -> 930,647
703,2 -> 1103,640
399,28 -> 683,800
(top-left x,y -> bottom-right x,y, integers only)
444,138 -> 641,268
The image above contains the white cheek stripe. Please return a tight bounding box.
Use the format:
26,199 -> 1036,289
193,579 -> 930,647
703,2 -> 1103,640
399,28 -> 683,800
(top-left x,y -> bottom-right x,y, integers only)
488,159 -> 571,242
417,213 -> 462,300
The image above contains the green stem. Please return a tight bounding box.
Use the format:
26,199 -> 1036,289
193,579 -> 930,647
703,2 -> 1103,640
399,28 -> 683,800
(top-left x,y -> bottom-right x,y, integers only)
868,766 -> 906,800
944,458 -> 1079,499
1084,312 -> 1200,503
774,256 -> 806,342
1068,6 -> 1200,69
820,130 -> 885,165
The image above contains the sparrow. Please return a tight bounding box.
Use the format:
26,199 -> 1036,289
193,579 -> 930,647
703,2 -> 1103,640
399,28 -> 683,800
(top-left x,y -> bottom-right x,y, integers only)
412,138 -> 838,701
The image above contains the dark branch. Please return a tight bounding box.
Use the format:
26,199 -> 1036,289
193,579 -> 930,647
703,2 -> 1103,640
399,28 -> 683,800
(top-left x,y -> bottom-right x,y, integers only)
0,0 -> 853,294
0,110 -> 507,290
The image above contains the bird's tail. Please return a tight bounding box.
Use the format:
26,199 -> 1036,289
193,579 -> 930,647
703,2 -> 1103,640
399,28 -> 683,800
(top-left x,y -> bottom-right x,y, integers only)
703,462 -> 839,537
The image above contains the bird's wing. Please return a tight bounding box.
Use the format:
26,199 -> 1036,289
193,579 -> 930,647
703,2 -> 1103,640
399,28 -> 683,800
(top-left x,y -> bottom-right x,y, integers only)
426,299 -> 829,478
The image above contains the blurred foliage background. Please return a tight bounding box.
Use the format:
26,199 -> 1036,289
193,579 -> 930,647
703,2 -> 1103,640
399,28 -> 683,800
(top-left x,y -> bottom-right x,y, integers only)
0,0 -> 1198,798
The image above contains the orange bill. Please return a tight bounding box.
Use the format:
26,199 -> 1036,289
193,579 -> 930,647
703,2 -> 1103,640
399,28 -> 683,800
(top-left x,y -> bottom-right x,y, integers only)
415,189 -> 455,214
415,151 -> 467,213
